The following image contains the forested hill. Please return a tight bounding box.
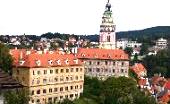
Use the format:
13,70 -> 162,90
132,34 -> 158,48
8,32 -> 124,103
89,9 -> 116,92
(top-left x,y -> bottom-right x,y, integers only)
81,26 -> 170,42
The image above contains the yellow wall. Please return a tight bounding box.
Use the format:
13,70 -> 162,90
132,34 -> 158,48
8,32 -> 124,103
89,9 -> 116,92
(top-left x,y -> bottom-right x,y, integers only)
12,65 -> 84,104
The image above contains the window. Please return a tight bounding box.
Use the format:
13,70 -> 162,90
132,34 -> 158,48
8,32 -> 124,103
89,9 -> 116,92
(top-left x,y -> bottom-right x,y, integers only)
65,87 -> 68,91
60,87 -> 63,92
80,76 -> 83,80
70,94 -> 73,98
71,68 -> 74,72
70,76 -> 73,81
54,97 -> 58,102
75,94 -> 78,97
70,86 -> 73,90
37,90 -> 40,94
43,89 -> 46,94
37,79 -> 40,84
105,69 -> 108,72
60,96 -> 63,99
105,61 -> 108,65
80,85 -> 83,89
66,69 -> 69,73
17,70 -> 19,75
44,70 -> 47,74
113,62 -> 116,65
75,76 -> 78,80
37,99 -> 40,103
54,77 -> 58,82
112,69 -> 115,73
32,79 -> 34,85
61,69 -> 64,73
60,76 -> 64,81
50,70 -> 53,74
49,88 -> 52,93
80,68 -> 83,72
65,95 -> 68,98
89,61 -> 92,65
31,90 -> 34,95
48,97 -> 52,103
121,69 -> 124,73
54,88 -> 58,92
88,68 -> 92,72
55,69 -> 58,74
121,62 -> 124,66
31,100 -> 34,103
43,79 -> 47,84
97,62 -> 100,65
33,71 -> 35,75
76,68 -> 79,72
107,36 -> 110,42
66,77 -> 69,81
37,71 -> 40,75
96,68 -> 100,72
75,85 -> 78,89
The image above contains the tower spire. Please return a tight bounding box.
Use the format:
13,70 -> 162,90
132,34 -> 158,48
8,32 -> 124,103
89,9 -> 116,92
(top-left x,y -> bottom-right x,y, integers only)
106,0 -> 111,11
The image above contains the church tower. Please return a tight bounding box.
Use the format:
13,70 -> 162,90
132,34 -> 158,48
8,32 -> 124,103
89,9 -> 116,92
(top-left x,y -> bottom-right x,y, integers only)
99,0 -> 116,49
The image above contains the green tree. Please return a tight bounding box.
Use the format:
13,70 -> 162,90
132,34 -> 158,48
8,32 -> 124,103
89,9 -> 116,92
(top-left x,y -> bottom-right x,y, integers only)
124,47 -> 133,56
0,43 -> 13,74
140,43 -> 149,55
4,89 -> 29,104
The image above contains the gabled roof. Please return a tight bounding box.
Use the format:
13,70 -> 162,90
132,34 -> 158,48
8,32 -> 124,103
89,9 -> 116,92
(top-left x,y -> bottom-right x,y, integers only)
77,48 -> 129,60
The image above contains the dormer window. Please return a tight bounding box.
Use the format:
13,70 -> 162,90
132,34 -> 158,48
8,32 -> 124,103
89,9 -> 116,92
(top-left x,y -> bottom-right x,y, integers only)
65,59 -> 69,65
94,54 -> 98,58
73,59 -> 78,64
48,60 -> 53,65
35,60 -> 41,66
108,54 -> 111,58
81,53 -> 85,57
19,60 -> 25,65
56,60 -> 61,65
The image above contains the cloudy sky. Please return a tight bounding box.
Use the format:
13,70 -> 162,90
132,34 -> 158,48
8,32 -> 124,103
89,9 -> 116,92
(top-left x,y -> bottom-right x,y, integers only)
0,0 -> 170,35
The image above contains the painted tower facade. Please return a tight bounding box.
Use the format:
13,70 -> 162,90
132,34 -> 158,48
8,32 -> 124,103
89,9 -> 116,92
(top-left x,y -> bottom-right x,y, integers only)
99,0 -> 116,49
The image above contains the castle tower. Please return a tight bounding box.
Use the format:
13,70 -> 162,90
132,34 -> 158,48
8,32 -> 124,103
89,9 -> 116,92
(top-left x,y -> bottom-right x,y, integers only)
99,0 -> 116,49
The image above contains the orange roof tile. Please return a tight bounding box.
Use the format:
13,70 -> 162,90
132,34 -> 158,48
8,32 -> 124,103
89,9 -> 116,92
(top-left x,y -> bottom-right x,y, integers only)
10,49 -> 82,68
138,79 -> 147,86
77,48 -> 129,60
131,63 -> 146,77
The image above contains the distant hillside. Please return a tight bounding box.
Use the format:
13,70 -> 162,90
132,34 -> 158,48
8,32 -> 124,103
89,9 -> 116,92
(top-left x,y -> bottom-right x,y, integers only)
81,26 -> 170,42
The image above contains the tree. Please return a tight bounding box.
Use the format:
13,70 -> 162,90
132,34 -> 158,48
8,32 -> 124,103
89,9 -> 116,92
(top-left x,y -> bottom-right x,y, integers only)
140,43 -> 149,55
0,43 -> 13,74
3,89 -> 29,104
124,47 -> 133,56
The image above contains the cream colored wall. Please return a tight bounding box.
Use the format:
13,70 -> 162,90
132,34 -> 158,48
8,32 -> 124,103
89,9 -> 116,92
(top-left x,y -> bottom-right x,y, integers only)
29,82 -> 84,104
13,65 -> 84,104
84,59 -> 129,80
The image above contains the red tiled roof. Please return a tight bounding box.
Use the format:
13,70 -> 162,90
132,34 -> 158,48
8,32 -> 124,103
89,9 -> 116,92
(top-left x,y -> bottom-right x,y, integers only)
159,92 -> 170,103
138,79 -> 147,86
131,63 -> 146,77
77,48 -> 129,60
165,81 -> 170,90
10,49 -> 82,68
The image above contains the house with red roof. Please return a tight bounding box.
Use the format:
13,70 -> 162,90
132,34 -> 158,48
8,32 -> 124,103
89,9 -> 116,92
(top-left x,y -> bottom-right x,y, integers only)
77,48 -> 129,80
10,48 -> 84,104
131,63 -> 147,78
